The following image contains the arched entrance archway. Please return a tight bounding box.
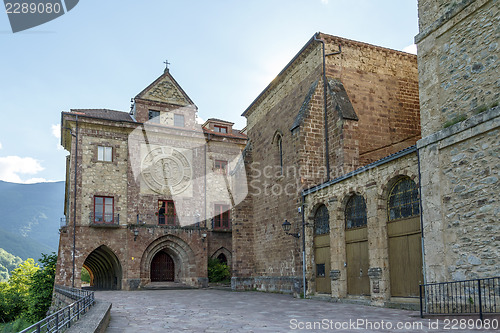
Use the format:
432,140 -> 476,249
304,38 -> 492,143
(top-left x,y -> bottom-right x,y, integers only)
151,251 -> 175,281
83,245 -> 122,290
387,177 -> 423,297
313,204 -> 331,294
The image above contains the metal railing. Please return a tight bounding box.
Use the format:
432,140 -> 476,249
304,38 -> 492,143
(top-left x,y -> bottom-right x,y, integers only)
89,213 -> 120,226
20,285 -> 95,333
420,277 -> 500,320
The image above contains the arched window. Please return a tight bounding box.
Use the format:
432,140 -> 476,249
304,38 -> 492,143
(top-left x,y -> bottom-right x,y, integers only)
345,195 -> 367,229
314,204 -> 330,235
277,135 -> 283,174
388,178 -> 420,221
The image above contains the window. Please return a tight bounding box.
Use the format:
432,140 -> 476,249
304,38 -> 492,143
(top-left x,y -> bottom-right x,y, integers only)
174,114 -> 185,127
94,196 -> 113,223
148,110 -> 160,123
214,204 -> 230,229
97,146 -> 112,162
277,135 -> 283,174
214,125 -> 228,133
316,264 -> 326,277
158,200 -> 176,225
345,195 -> 367,229
388,178 -> 420,221
314,204 -> 329,235
215,160 -> 228,175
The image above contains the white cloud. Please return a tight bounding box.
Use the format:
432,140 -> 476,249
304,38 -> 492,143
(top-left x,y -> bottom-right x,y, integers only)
51,124 -> 61,139
0,141 -> 2,150
321,0 -> 329,4
0,156 -> 44,183
402,44 -> 417,55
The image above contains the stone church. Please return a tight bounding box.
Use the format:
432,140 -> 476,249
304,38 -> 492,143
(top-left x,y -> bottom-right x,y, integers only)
56,0 -> 498,308
56,69 -> 247,289
232,0 -> 499,308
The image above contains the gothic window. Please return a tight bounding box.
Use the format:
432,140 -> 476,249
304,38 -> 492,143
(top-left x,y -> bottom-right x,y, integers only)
215,160 -> 228,175
388,178 -> 420,221
158,200 -> 176,225
174,114 -> 185,127
94,196 -> 114,224
97,146 -> 112,162
214,125 -> 228,133
277,135 -> 283,174
345,195 -> 367,229
214,204 -> 230,229
148,110 -> 160,123
314,204 -> 329,235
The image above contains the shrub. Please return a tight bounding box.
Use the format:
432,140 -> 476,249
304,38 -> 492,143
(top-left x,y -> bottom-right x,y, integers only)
207,258 -> 230,283
25,253 -> 57,323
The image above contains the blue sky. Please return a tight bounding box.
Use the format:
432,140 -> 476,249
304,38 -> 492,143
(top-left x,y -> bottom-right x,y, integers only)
0,0 -> 418,183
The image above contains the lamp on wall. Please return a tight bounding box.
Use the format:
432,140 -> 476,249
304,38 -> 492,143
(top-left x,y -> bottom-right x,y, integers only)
133,229 -> 139,241
282,220 -> 300,238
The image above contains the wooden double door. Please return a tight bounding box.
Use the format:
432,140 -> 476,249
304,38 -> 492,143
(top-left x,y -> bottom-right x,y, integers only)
388,216 -> 423,297
345,227 -> 370,295
151,251 -> 175,282
314,234 -> 331,294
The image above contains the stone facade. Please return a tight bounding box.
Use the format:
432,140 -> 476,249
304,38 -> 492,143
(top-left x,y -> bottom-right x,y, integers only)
56,70 -> 246,289
232,32 -> 421,295
416,0 -> 500,283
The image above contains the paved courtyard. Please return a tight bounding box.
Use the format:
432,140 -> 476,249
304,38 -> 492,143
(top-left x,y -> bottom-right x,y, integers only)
96,289 -> 494,332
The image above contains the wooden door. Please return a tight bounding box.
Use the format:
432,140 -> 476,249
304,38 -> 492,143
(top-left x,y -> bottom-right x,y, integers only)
314,233 -> 331,294
388,217 -> 423,297
345,227 -> 370,295
151,251 -> 175,282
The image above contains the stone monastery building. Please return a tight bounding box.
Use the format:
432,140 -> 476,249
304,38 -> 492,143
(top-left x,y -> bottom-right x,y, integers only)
56,0 -> 499,309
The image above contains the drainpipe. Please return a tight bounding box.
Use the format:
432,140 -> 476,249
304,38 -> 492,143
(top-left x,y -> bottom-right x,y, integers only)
72,115 -> 78,288
301,193 -> 306,298
313,33 -> 342,181
417,148 -> 427,285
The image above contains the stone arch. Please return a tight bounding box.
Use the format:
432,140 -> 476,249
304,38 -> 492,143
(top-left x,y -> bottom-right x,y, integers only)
211,247 -> 232,268
83,245 -> 122,290
140,234 -> 196,284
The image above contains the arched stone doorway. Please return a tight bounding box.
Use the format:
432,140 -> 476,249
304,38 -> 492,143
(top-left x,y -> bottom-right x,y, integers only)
345,194 -> 370,296
313,204 -> 331,294
141,235 -> 197,286
211,247 -> 232,268
151,251 -> 175,281
83,245 -> 122,290
387,177 -> 423,297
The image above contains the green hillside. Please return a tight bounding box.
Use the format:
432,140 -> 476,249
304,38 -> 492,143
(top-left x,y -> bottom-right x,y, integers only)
0,181 -> 64,261
0,248 -> 23,282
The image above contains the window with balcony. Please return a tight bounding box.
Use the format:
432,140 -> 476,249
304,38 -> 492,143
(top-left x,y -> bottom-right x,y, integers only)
213,204 -> 230,229
97,146 -> 112,162
94,196 -> 114,223
158,200 -> 176,225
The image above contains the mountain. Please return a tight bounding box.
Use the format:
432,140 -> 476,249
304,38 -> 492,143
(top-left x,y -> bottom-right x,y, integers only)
0,248 -> 23,282
0,181 -> 64,261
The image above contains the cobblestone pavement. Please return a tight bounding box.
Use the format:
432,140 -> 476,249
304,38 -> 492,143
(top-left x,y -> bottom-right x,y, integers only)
97,289 -> 495,332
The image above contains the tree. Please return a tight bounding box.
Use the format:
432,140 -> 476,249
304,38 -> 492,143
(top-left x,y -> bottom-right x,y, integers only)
25,253 -> 57,322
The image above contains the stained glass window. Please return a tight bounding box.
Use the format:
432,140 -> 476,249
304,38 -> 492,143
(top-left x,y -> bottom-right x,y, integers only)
388,178 -> 420,221
345,195 -> 367,229
314,205 -> 330,235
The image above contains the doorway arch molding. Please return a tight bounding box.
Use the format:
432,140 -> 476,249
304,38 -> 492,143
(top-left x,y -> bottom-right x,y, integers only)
140,234 -> 196,283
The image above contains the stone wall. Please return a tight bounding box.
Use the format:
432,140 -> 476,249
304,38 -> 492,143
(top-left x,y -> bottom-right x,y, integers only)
418,106 -> 500,282
416,0 -> 499,136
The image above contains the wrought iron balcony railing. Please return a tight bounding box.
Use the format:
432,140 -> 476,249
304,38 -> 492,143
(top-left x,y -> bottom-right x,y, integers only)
88,213 -> 120,227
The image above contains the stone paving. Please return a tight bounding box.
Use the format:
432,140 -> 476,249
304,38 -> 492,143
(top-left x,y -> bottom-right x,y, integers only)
97,289 -> 496,332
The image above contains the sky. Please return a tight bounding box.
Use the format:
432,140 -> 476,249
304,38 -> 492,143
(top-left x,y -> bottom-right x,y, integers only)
0,0 -> 419,184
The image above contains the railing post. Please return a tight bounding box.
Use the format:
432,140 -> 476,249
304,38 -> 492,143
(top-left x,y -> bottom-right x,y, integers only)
55,311 -> 59,333
477,279 -> 483,321
420,284 -> 424,318
36,323 -> 40,333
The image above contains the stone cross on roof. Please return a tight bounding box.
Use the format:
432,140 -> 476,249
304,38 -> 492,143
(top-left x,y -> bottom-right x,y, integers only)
163,59 -> 170,72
